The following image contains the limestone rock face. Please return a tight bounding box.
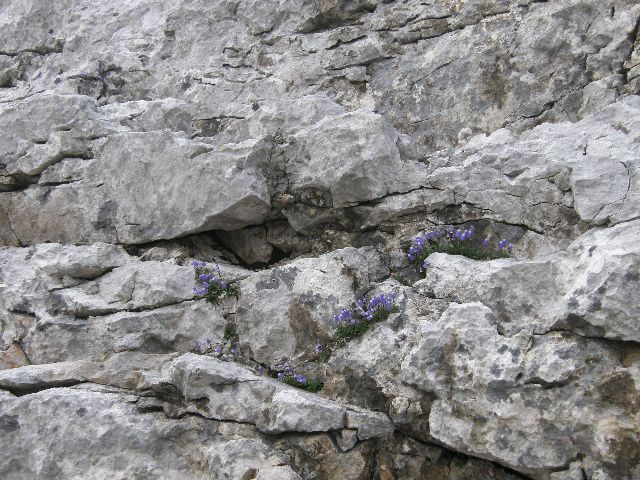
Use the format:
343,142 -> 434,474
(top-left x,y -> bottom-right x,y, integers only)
1,0 -> 640,479
236,246 -> 388,364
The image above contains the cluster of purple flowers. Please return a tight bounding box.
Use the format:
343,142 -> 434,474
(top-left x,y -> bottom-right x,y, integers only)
408,227 -> 476,261
448,226 -> 475,242
333,292 -> 397,327
276,363 -> 308,385
407,225 -> 514,269
356,293 -> 397,321
407,230 -> 442,262
333,308 -> 356,325
192,260 -> 230,296
498,239 -> 514,252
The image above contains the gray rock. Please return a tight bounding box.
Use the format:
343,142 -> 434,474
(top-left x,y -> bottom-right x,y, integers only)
427,96 -> 640,234
283,109 -> 429,208
2,0 -> 640,478
22,301 -> 226,364
156,353 -> 394,437
236,246 -> 388,364
0,385 -> 302,480
415,220 -> 640,342
217,225 -> 274,265
6,131 -> 272,245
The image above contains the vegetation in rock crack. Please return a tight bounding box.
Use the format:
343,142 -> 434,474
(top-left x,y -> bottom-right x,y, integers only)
192,334 -> 324,393
272,363 -> 324,393
192,260 -> 237,304
223,324 -> 237,341
392,274 -> 412,287
314,338 -> 332,363
333,292 -> 398,343
193,335 -> 240,358
407,226 -> 513,275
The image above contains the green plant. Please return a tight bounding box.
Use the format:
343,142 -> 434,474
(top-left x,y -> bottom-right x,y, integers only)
283,375 -> 324,393
393,274 -> 412,286
334,305 -> 397,343
192,261 -> 237,304
274,363 -> 324,392
407,226 -> 512,275
224,324 -> 237,341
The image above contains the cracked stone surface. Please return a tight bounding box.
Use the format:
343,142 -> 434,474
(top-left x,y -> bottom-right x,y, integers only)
1,0 -> 639,479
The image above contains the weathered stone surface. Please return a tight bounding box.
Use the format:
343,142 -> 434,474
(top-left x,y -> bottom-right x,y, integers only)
0,244 -> 232,366
426,96 -> 640,234
158,353 -> 394,437
282,109 -> 429,208
0,385 -> 304,480
0,242 -> 129,316
555,220 -> 640,342
217,225 -> 274,265
416,220 -> 640,342
5,130 -> 272,245
2,0 -> 640,478
236,246 -> 388,364
22,301 -> 226,364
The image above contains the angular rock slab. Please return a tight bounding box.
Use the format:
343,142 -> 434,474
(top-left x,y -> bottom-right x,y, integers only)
21,301 -> 226,365
556,220 -> 640,342
5,131 -> 271,245
0,243 -> 130,313
428,96 -> 640,233
158,353 -> 394,440
401,302 -> 640,480
0,385 -> 302,480
0,243 -> 228,365
283,109 -> 429,208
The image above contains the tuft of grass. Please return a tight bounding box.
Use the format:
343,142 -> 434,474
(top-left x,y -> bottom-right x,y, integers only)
223,324 -> 237,341
283,375 -> 324,393
315,348 -> 332,363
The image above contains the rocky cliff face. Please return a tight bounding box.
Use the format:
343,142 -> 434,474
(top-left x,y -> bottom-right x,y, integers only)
1,1 -> 639,479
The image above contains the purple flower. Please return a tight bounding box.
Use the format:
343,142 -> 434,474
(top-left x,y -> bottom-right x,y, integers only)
498,239 -> 508,250
482,238 -> 490,248
194,340 -> 201,352
220,281 -> 228,289
214,346 -> 222,354
206,338 -> 212,347
315,340 -> 323,354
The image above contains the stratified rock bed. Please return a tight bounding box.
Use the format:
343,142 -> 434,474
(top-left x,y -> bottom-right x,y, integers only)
1,1 -> 639,479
